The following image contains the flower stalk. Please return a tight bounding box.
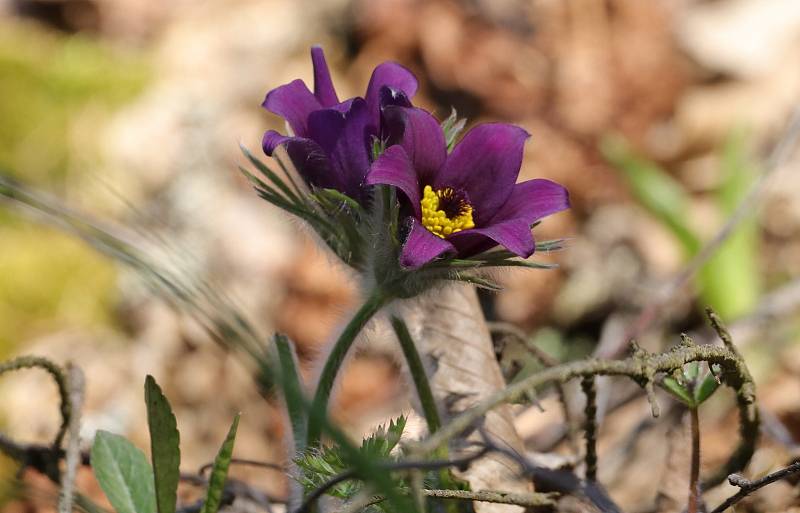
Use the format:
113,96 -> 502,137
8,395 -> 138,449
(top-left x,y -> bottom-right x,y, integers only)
307,288 -> 394,445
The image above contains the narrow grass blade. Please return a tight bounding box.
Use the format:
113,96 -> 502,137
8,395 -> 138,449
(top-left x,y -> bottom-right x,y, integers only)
199,414 -> 240,513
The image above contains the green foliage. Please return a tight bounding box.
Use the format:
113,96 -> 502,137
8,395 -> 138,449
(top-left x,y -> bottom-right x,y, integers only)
200,414 -> 240,513
660,362 -> 721,408
91,431 -> 156,513
699,130 -> 760,319
0,226 -> 117,353
239,146 -> 366,269
440,109 -> 467,152
601,135 -> 700,255
602,132 -> 761,319
0,20 -> 149,185
274,334 -> 308,453
295,416 -> 407,502
144,376 -> 181,513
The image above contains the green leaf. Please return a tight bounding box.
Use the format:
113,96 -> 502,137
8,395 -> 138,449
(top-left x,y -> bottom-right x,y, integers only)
200,414 -> 240,513
661,376 -> 695,407
698,129 -> 760,319
683,362 -> 700,382
441,108 -> 467,152
601,135 -> 701,255
91,431 -> 156,513
144,375 -> 181,513
274,334 -> 308,453
694,373 -> 721,404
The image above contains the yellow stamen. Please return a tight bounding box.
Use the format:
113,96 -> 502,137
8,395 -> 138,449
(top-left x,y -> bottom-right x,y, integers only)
420,185 -> 475,238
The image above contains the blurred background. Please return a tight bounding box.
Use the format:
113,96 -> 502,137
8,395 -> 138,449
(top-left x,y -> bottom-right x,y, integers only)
1,0 -> 800,511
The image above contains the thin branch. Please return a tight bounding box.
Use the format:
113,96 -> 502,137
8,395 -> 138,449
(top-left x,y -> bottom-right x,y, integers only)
709,461 -> 800,513
0,356 -> 71,451
335,488 -> 558,513
581,376 -> 598,481
59,364 -> 85,513
198,458 -> 285,476
417,342 -> 757,490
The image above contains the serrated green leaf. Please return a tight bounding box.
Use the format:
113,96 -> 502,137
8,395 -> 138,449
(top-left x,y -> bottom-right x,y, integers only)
144,375 -> 180,513
694,373 -> 721,404
200,414 -> 240,513
91,431 -> 156,513
661,376 -> 695,407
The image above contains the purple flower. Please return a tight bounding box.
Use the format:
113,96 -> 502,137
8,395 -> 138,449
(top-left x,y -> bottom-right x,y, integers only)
366,107 -> 570,269
261,46 -> 417,202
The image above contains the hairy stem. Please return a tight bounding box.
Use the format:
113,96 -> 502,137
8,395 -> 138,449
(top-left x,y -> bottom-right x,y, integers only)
307,288 -> 393,445
391,316 -> 441,434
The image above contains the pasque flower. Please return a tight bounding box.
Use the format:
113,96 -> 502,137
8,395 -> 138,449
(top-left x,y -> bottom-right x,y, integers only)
261,46 -> 417,202
366,106 -> 570,268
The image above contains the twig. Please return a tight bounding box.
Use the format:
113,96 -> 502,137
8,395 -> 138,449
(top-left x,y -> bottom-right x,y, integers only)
336,488 -> 558,513
198,458 -> 284,476
59,364 -> 85,513
417,342 -> 757,490
0,356 -> 71,451
709,461 -> 800,513
581,376 -> 598,481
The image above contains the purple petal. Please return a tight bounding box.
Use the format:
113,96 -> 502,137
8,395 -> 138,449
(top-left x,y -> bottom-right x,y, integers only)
262,79 -> 321,138
435,123 -> 530,225
308,98 -> 372,200
366,146 -> 422,217
383,106 -> 446,185
265,135 -> 341,192
311,46 -> 339,107
400,219 -> 456,269
491,179 -> 570,224
262,130 -> 292,156
365,62 -> 418,123
448,219 -> 535,258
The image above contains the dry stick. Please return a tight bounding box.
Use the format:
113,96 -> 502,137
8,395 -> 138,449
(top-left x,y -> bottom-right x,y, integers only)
59,364 -> 85,513
339,488 -> 559,512
612,106 -> 800,357
198,458 -> 284,476
709,461 -> 800,513
416,343 -> 758,491
581,376 -> 598,481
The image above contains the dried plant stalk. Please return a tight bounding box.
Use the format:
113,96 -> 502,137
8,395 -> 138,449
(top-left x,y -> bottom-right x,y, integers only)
400,284 -> 531,513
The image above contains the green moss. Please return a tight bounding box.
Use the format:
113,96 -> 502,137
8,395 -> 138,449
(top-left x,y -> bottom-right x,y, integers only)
0,20 -> 151,357
0,20 -> 149,185
0,224 -> 118,353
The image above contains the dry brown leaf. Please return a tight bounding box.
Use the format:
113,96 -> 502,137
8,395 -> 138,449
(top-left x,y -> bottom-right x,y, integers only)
398,284 -> 531,513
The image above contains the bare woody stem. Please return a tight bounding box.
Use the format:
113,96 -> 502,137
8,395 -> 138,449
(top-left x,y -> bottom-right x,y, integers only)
417,343 -> 758,489
710,461 -> 800,513
581,376 -> 598,481
307,288 -> 393,445
688,407 -> 701,513
0,356 -> 71,451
